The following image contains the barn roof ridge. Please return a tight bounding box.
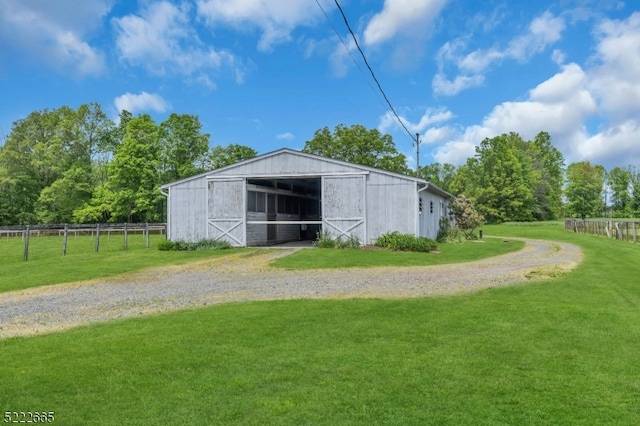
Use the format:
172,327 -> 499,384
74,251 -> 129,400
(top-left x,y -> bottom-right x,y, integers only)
160,147 -> 454,198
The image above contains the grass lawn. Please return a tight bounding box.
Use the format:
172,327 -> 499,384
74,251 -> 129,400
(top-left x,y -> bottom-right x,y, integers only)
270,236 -> 524,269
1,223 -> 640,424
0,234 -> 244,293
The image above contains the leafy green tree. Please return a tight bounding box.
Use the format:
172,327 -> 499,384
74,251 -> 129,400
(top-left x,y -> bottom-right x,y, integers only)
469,133 -> 535,222
631,169 -> 640,218
0,108 -> 69,224
108,114 -> 162,222
527,132 -> 565,220
418,162 -> 457,192
159,113 -> 210,182
565,161 -> 606,219
36,166 -> 93,223
608,166 -> 632,217
208,143 -> 257,169
77,114 -> 162,223
303,124 -> 409,174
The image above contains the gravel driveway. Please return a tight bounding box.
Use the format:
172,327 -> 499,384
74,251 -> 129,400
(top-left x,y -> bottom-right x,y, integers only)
0,239 -> 582,339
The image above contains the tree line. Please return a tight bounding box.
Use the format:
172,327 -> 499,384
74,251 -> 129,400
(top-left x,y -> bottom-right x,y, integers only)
0,103 -> 256,225
1,104 -> 638,225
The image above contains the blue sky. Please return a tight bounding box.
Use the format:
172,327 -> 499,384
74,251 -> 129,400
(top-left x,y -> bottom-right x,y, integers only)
1,0 -> 639,170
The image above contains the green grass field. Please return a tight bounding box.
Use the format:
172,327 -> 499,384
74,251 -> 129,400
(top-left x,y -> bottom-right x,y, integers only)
0,233 -> 244,293
1,223 -> 640,424
271,236 -> 524,269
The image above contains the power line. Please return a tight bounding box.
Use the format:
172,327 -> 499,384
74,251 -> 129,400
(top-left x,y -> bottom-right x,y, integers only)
314,0 -> 385,112
331,0 -> 416,144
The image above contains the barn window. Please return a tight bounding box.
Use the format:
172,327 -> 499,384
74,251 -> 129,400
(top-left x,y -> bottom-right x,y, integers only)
247,191 -> 266,212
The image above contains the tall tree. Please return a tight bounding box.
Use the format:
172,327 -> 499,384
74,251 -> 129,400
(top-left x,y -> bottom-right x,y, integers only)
303,124 -> 409,174
527,132 -> 565,220
608,166 -> 632,217
469,133 -> 535,222
565,161 -> 606,219
631,168 -> 640,218
159,113 -> 210,182
417,163 -> 457,192
208,144 -> 257,169
0,108 -> 68,224
76,114 -> 162,223
108,114 -> 162,222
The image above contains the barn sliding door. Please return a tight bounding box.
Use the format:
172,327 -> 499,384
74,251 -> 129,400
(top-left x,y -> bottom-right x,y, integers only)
322,175 -> 366,244
207,178 -> 245,246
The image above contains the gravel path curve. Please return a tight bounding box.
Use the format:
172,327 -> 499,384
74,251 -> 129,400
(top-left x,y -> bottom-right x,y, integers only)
0,238 -> 582,339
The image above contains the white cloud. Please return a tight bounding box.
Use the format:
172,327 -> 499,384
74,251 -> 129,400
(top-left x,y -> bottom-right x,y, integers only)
422,126 -> 456,144
379,108 -> 455,142
580,120 -> 640,166
0,0 -> 109,75
276,132 -> 295,140
196,0 -> 326,52
432,73 -> 484,96
113,1 -> 239,81
434,63 -> 597,165
458,11 -> 565,73
363,0 -> 448,46
435,11 -> 566,97
329,37 -> 356,78
114,92 -> 171,115
589,12 -> 640,122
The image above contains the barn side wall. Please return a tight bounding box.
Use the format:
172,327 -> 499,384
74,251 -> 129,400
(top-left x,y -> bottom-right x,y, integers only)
167,177 -> 207,242
365,173 -> 419,244
418,190 -> 448,240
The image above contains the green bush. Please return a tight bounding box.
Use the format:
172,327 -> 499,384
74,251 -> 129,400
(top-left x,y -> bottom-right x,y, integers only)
314,231 -> 360,249
158,239 -> 232,251
374,232 -> 438,253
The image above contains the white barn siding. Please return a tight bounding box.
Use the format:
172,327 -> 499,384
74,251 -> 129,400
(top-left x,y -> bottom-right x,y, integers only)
167,179 -> 207,242
419,189 -> 448,239
207,179 -> 246,246
161,149 -> 453,246
366,173 -> 417,243
322,175 -> 366,242
212,152 -> 362,177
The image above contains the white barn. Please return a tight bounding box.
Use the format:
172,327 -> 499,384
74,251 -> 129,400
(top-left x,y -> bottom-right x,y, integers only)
159,148 -> 454,247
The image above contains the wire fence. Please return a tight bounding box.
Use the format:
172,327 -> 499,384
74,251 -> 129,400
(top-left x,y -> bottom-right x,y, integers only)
0,223 -> 166,261
564,219 -> 640,243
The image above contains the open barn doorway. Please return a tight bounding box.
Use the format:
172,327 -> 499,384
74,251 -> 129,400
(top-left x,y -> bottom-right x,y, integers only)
245,177 -> 322,246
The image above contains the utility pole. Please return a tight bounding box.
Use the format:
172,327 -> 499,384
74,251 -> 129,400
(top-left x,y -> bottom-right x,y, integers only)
415,133 -> 420,173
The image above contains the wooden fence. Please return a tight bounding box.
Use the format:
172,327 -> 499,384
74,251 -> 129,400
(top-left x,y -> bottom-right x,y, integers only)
0,223 -> 166,261
564,219 -> 639,243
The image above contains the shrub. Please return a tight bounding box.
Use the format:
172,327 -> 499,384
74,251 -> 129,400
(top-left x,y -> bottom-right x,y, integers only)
374,232 -> 438,252
314,231 -> 337,248
158,239 -> 232,251
449,195 -> 485,240
437,216 -> 463,244
314,231 -> 360,249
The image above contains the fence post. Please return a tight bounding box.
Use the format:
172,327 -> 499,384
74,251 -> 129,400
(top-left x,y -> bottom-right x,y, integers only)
145,222 -> 150,248
23,225 -> 30,262
124,222 -> 128,251
63,224 -> 68,256
95,223 -> 101,252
